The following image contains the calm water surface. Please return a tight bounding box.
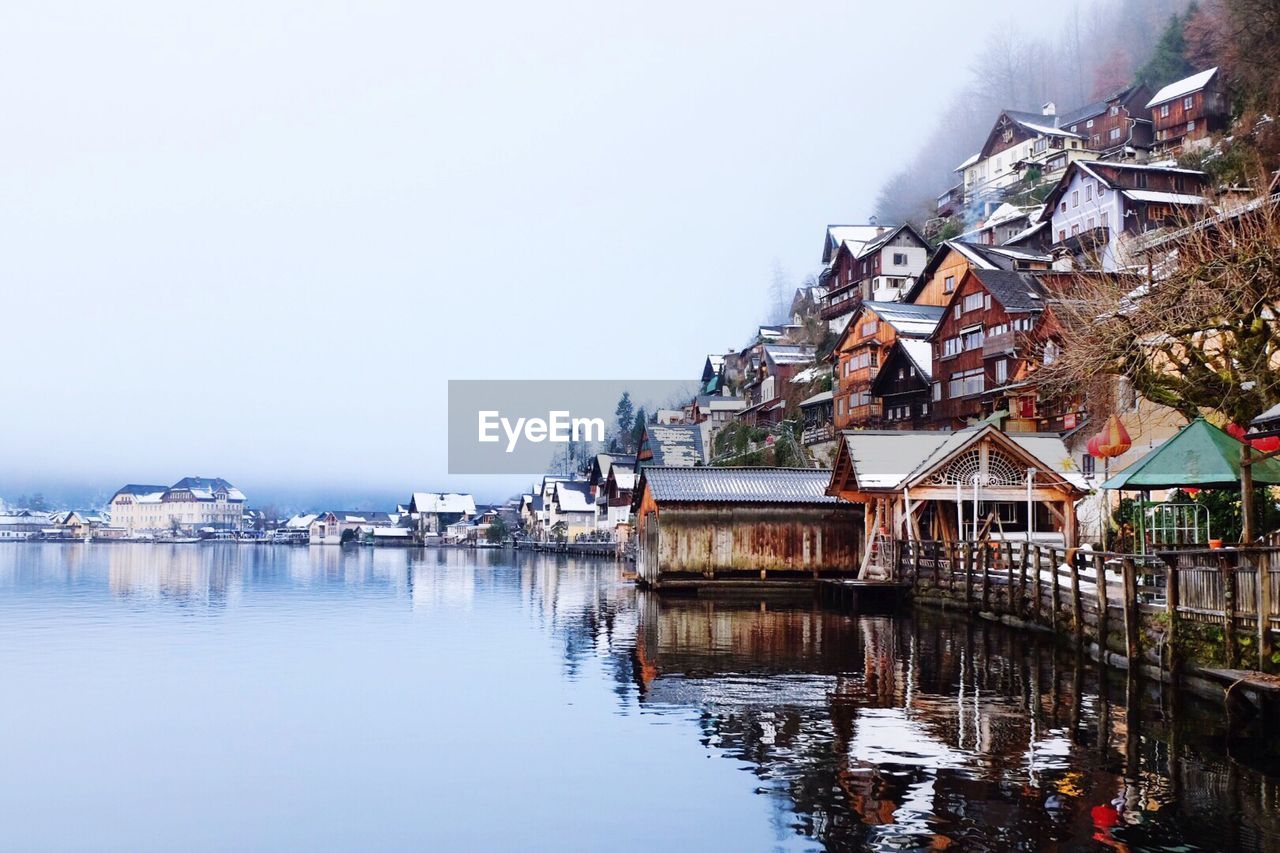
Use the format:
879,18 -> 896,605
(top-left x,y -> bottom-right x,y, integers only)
1,543 -> 1278,852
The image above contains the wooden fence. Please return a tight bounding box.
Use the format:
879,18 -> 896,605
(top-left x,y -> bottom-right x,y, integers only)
895,540 -> 1280,673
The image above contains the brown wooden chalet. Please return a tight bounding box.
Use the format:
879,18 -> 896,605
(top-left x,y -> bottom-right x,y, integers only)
831,301 -> 944,430
904,240 -> 1051,308
927,268 -> 1081,432
1057,84 -> 1153,155
1146,67 -> 1228,155
869,339 -> 935,430
818,223 -> 931,326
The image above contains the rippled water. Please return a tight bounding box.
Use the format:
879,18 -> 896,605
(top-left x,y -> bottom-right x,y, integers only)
1,544 -> 1277,852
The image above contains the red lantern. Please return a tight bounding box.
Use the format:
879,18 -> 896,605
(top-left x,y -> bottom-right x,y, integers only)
1087,432 -> 1104,459
1184,487 -> 1200,496
1091,415 -> 1132,459
1227,422 -> 1248,441
1251,434 -> 1280,453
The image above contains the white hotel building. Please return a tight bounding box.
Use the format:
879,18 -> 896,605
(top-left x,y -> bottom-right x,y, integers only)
110,477 -> 246,536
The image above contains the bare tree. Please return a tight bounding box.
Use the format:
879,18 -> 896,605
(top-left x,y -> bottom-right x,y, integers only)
1039,186 -> 1280,539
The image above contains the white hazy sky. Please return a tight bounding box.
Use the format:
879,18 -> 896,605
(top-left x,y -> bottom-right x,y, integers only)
0,0 -> 1057,505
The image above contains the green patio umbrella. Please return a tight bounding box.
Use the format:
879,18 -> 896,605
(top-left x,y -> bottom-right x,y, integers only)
1101,417 -> 1280,491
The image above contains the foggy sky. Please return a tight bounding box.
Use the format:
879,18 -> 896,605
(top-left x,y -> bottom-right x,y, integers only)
0,1 -> 1061,506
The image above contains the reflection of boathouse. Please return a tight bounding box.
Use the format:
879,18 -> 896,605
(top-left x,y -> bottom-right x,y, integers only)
631,467 -> 863,588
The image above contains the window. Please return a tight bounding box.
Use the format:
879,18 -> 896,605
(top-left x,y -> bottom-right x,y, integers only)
1110,127 -> 1122,141
898,368 -> 906,380
1043,341 -> 1060,364
1160,104 -> 1170,117
962,292 -> 984,313
944,275 -> 955,293
954,305 -> 961,319
1070,125 -> 1078,133
1086,119 -> 1094,128
1101,211 -> 1109,229
861,320 -> 878,337
1087,216 -> 1096,229
1033,138 -> 1047,154
961,326 -> 984,351
994,359 -> 1008,384
1082,454 -> 1096,477
1071,190 -> 1079,208
921,402 -> 929,416
932,382 -> 942,401
943,336 -> 963,357
1184,96 -> 1194,110
1109,106 -> 1119,117
870,350 -> 879,367
1058,229 -> 1066,241
1071,224 -> 1080,236
1086,183 -> 1092,201
892,252 -> 907,266
1059,201 -> 1067,214
948,368 -> 984,398
1187,120 -> 1196,132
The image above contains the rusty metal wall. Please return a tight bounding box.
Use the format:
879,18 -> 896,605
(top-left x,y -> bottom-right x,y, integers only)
652,504 -> 862,578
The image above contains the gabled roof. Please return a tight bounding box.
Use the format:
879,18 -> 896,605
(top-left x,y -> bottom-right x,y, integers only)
869,339 -> 933,396
553,481 -> 594,513
968,268 -> 1051,313
1057,84 -> 1148,127
640,466 -> 843,505
909,240 -> 1053,302
830,425 -> 1088,494
409,493 -> 477,515
638,424 -> 705,467
763,344 -> 816,366
112,484 -> 168,501
169,477 -> 246,502
1040,160 -> 1210,217
862,301 -> 946,338
822,224 -> 888,264
1146,68 -> 1218,108
899,339 -> 934,381
1102,418 -> 1280,490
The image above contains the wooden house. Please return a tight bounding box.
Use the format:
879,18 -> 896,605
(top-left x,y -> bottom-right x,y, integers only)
826,426 -> 1090,572
956,105 -> 1097,207
1040,161 -> 1209,270
831,301 -> 944,429
818,223 -> 931,329
631,466 -> 863,588
869,339 -> 935,429
1057,84 -> 1153,155
927,268 -> 1080,432
905,240 -> 1051,308
1146,67 -> 1228,155
798,390 -> 835,446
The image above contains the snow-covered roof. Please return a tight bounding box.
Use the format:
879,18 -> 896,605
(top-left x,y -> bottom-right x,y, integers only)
899,339 -> 934,381
955,152 -> 980,171
1146,67 -> 1218,108
610,468 -> 636,490
284,513 -> 318,529
799,389 -> 834,407
864,301 -> 945,338
1121,190 -> 1207,206
553,481 -> 594,513
764,345 -> 816,366
410,492 -> 477,515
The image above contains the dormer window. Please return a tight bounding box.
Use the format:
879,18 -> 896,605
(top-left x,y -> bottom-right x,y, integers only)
1109,106 -> 1119,116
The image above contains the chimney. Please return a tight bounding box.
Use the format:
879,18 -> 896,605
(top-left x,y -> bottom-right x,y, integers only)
1041,101 -> 1056,116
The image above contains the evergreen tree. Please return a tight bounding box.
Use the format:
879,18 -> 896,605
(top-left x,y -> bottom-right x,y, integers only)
631,407 -> 648,451
1136,11 -> 1194,91
614,392 -> 635,451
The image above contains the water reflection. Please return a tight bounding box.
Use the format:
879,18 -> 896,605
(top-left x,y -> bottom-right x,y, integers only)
0,545 -> 1277,851
631,593 -> 1280,851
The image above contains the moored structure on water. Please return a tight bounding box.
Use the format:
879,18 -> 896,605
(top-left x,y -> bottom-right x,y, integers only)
631,466 -> 863,589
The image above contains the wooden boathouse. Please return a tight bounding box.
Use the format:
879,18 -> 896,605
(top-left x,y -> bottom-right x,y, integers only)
632,466 -> 863,589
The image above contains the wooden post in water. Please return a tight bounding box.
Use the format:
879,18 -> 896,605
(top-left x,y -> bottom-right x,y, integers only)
1122,557 -> 1140,666
980,544 -> 991,611
963,542 -> 973,605
911,539 -> 921,588
1221,556 -> 1238,669
1095,553 -> 1110,655
1006,542 -> 1017,615
1049,547 -> 1061,634
1258,550 -> 1274,674
1069,551 -> 1083,644
1166,559 -> 1181,677
1032,545 -> 1042,623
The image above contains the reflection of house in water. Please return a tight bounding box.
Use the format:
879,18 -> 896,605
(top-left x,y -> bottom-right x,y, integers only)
627,594 -> 1251,850
107,544 -> 242,606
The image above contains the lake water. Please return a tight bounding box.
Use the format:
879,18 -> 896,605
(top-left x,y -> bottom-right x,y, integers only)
1,543 -> 1278,852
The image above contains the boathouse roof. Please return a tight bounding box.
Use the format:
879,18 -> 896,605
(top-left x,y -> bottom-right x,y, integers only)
640,466 -> 842,505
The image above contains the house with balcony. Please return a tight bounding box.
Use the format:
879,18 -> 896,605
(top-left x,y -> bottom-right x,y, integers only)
869,339 -> 935,430
1147,67 -> 1228,155
1057,84 -> 1153,156
957,104 -> 1099,210
1040,161 -> 1210,270
831,301 -> 944,430
927,269 -> 1079,432
818,223 -> 931,330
